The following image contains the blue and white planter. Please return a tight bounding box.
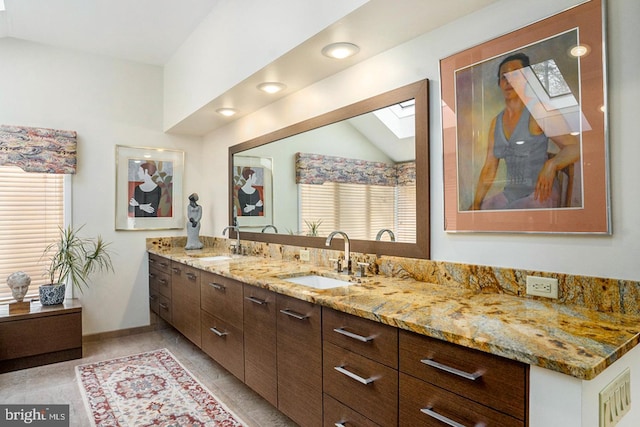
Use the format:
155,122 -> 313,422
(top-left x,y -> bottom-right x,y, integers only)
39,283 -> 66,305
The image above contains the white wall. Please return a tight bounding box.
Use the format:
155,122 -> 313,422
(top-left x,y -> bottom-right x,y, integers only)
202,0 -> 640,283
0,38 -> 202,335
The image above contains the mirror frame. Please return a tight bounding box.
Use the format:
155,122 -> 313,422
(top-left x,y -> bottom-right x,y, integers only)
229,79 -> 430,259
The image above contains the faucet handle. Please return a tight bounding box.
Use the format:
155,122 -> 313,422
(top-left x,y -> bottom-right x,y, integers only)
329,258 -> 342,273
356,262 -> 369,278
229,242 -> 239,254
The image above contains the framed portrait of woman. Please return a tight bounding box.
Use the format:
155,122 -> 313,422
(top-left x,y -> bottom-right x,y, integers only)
232,156 -> 273,228
440,0 -> 610,234
115,145 -> 184,230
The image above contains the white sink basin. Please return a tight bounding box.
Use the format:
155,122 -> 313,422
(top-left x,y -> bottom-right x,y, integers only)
282,274 -> 354,290
196,255 -> 233,262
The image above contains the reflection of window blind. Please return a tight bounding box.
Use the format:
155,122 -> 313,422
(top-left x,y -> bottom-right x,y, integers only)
396,183 -> 416,243
299,183 -> 397,241
0,166 -> 64,303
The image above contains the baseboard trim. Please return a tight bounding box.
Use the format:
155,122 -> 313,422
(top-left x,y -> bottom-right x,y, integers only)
82,314 -> 169,342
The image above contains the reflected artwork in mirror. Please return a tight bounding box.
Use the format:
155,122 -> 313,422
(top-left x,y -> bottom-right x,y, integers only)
229,79 -> 429,259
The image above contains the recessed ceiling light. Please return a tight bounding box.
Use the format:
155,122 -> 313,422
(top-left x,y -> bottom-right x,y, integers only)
570,44 -> 590,58
216,108 -> 237,117
257,82 -> 287,94
321,42 -> 360,59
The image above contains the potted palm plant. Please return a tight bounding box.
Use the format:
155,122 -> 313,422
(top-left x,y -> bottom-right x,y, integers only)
40,225 -> 114,305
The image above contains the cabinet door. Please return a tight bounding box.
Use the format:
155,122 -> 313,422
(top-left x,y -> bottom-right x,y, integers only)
276,294 -> 322,427
148,269 -> 160,314
171,262 -> 201,347
243,285 -> 277,407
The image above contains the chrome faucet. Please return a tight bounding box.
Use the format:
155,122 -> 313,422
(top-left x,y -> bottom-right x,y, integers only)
261,224 -> 278,233
325,231 -> 350,274
375,228 -> 396,242
222,225 -> 241,254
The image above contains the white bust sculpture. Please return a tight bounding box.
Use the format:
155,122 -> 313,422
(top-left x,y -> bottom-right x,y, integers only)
7,271 -> 31,303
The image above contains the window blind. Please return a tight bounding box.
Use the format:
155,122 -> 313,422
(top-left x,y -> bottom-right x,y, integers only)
300,182 -> 416,243
0,166 -> 64,303
299,183 -> 396,241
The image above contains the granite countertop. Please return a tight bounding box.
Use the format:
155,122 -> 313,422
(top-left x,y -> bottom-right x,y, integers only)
149,247 -> 640,380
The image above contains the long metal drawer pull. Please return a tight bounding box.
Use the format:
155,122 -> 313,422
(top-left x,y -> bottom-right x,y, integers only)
209,282 -> 225,291
333,327 -> 374,343
421,358 -> 483,381
210,327 -> 228,337
149,258 -> 156,264
159,303 -> 169,310
149,295 -> 157,300
334,366 -> 376,385
335,423 -> 347,427
421,408 -> 468,427
186,272 -> 197,280
245,296 -> 267,305
159,262 -> 168,268
158,279 -> 168,285
279,309 -> 308,320
172,267 -> 180,273
149,272 -> 156,279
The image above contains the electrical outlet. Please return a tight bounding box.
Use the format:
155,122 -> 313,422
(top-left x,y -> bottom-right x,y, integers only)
526,276 -> 559,299
299,249 -> 310,262
600,368 -> 631,427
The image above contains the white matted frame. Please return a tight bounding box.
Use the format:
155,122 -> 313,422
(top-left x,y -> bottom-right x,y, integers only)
115,145 -> 184,230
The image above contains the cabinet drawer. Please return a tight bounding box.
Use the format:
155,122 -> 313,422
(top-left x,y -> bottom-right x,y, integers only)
323,394 -> 381,427
400,373 -> 524,427
323,341 -> 398,427
201,310 -> 244,381
148,253 -> 171,274
201,271 -> 243,328
323,307 -> 398,368
150,268 -> 171,299
399,330 -> 527,420
158,295 -> 172,323
0,312 -> 82,360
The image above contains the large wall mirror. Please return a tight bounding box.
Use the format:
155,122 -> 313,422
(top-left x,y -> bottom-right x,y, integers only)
229,79 -> 429,259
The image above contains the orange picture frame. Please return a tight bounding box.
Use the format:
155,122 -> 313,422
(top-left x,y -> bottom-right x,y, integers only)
440,0 -> 609,233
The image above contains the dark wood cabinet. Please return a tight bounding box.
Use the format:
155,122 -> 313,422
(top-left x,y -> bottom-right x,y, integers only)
171,262 -> 201,347
276,294 -> 322,427
148,253 -> 171,316
200,271 -> 244,381
243,284 -> 278,407
148,254 -> 531,427
0,301 -> 82,373
399,329 -> 528,426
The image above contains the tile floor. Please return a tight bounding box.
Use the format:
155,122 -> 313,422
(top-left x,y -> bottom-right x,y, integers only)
0,327 -> 297,427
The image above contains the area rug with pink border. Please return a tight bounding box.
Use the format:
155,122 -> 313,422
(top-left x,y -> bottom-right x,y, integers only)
76,348 -> 244,426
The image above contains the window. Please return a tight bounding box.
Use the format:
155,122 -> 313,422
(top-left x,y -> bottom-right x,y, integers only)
0,166 -> 65,303
299,182 -> 416,243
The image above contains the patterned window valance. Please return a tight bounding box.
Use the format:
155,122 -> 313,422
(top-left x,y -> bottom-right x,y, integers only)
295,152 -> 415,186
0,125 -> 77,174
